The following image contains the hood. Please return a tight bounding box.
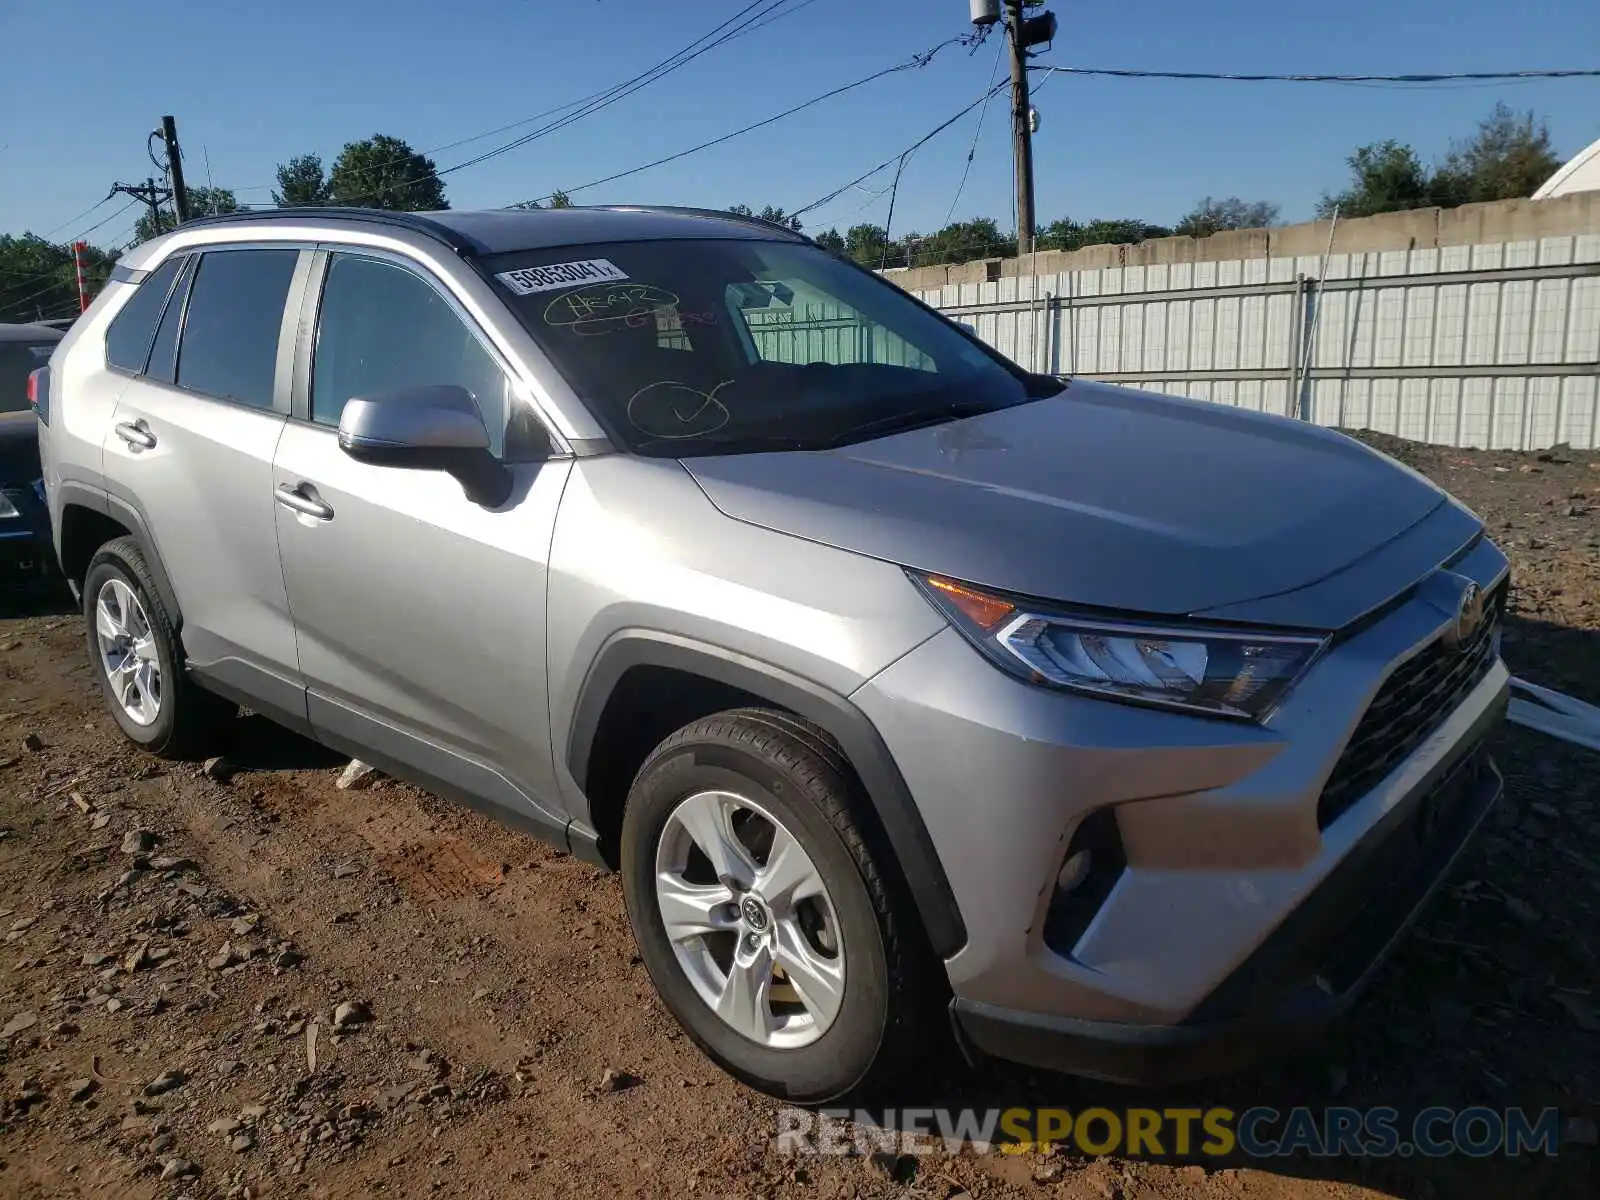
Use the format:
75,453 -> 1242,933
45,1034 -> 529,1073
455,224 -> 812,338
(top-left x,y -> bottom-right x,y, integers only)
680,381 -> 1450,623
0,412 -> 41,484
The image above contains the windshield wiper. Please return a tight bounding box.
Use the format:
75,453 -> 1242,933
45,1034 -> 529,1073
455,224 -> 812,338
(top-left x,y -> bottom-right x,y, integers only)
631,431 -> 813,455
829,400 -> 998,445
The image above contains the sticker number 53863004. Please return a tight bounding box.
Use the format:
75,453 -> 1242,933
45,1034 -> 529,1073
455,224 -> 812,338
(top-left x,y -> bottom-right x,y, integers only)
495,259 -> 629,296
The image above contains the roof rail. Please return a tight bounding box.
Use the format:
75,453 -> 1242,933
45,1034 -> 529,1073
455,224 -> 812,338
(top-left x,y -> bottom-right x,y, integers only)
580,205 -> 810,241
173,207 -> 486,256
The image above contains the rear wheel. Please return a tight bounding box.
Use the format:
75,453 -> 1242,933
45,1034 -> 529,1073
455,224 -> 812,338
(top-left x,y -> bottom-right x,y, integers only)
83,537 -> 231,757
621,707 -> 931,1102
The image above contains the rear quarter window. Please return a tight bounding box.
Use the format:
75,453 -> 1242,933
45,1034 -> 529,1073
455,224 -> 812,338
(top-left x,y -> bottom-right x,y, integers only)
174,249 -> 298,410
104,257 -> 185,373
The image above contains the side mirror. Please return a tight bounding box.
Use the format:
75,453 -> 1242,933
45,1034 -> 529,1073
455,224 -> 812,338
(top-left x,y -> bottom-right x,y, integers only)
956,320 -> 979,337
338,384 -> 512,508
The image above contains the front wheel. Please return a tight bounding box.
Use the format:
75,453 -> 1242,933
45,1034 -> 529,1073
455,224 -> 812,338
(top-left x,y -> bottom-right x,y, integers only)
620,708 -> 931,1102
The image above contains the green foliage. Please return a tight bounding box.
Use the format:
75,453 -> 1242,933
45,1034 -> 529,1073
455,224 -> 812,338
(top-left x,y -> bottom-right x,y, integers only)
0,234 -> 117,323
511,189 -> 575,211
905,218 -> 1013,266
728,204 -> 803,232
1316,140 -> 1432,218
1174,196 -> 1280,237
843,223 -> 892,266
812,228 -> 846,256
1036,217 -> 1171,252
134,186 -> 240,244
327,135 -> 449,211
273,154 -> 331,207
1319,105 -> 1561,218
1432,103 -> 1562,206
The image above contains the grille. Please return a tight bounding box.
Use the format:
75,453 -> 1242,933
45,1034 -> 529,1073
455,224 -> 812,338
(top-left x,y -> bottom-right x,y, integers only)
1317,582 -> 1504,829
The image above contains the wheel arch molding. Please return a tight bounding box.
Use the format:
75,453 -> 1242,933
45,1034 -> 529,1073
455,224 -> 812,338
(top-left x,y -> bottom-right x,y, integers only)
566,630 -> 968,959
56,482 -> 184,628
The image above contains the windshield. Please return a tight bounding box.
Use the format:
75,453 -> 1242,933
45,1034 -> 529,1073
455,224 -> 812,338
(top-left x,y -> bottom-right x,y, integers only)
481,238 -> 1056,455
0,340 -> 55,414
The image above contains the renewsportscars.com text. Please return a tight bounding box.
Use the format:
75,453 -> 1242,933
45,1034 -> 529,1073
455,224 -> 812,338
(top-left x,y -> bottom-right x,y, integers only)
776,1106 -> 1564,1159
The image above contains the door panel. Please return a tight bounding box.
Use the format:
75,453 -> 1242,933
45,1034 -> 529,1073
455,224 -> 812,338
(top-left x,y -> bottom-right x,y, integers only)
272,421 -> 572,829
100,247 -> 304,719
103,382 -> 298,698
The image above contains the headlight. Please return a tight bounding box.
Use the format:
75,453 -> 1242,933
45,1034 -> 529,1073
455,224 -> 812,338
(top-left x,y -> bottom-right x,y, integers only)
913,574 -> 1326,721
0,493 -> 20,519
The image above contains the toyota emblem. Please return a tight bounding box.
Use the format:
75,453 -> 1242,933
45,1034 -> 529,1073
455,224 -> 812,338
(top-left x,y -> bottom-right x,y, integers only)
1443,581 -> 1485,651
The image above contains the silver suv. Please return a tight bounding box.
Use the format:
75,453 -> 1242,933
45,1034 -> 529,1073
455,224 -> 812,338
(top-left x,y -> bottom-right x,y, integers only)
35,206 -> 1509,1100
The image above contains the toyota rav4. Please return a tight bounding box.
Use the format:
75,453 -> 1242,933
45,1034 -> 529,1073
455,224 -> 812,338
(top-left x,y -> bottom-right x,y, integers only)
33,205 -> 1509,1101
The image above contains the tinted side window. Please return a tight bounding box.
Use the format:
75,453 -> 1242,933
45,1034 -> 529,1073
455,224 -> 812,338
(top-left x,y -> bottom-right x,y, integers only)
312,254 -> 514,456
145,257 -> 198,385
176,249 -> 298,410
104,257 -> 184,373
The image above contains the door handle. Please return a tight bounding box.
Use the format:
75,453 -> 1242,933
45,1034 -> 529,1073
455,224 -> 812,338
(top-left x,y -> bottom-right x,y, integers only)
274,483 -> 334,521
114,420 -> 156,450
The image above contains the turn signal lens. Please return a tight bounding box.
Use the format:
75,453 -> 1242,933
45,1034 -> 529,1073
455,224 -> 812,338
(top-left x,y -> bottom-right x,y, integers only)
924,576 -> 1015,630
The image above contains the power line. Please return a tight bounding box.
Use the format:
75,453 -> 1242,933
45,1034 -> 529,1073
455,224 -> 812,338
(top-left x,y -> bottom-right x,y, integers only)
38,195 -> 113,241
1026,64 -> 1600,85
93,194 -> 154,238
0,200 -> 141,306
510,34 -> 978,208
348,0 -> 811,207
0,276 -> 75,319
790,79 -> 1011,221
229,1 -> 812,204
943,33 -> 1007,226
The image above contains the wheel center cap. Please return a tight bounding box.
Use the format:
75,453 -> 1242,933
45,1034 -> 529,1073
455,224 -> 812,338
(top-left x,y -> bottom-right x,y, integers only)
740,895 -> 769,931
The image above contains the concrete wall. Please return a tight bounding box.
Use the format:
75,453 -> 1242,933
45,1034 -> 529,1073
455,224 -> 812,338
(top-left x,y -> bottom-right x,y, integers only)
882,191 -> 1600,293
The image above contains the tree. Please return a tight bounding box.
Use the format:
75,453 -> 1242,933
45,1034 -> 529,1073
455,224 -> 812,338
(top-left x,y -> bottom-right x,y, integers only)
812,228 -> 846,256
511,189 -> 574,210
133,186 -> 240,243
842,223 -> 892,266
1316,140 -> 1431,218
728,203 -> 803,232
910,218 -> 1013,266
0,234 -> 116,323
273,154 -> 330,207
328,135 -> 448,211
1037,217 -> 1170,252
1174,196 -> 1280,237
1432,103 -> 1561,206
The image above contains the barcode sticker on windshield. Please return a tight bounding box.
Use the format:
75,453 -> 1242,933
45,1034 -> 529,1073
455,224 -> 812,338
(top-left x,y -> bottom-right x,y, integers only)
495,259 -> 629,295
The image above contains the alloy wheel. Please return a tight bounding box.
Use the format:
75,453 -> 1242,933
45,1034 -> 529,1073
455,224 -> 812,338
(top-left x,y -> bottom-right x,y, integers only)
654,789 -> 846,1049
95,577 -> 162,726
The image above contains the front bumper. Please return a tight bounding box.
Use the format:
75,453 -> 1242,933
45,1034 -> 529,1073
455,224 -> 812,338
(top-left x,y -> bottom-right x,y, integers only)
852,536 -> 1510,1083
952,726 -> 1503,1085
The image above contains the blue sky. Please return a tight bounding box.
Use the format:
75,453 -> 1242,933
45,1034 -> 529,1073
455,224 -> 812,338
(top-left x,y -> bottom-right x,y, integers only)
4,0 -> 1598,249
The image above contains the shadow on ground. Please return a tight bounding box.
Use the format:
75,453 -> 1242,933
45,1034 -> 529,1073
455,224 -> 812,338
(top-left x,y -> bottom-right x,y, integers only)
217,713 -> 347,774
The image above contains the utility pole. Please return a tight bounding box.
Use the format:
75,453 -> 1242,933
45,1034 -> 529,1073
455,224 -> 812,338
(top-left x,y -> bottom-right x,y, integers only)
159,116 -> 191,224
1005,0 -> 1037,256
110,178 -> 172,239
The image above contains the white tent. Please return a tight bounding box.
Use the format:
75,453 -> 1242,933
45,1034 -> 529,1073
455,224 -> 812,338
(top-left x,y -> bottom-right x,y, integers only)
1534,135 -> 1600,198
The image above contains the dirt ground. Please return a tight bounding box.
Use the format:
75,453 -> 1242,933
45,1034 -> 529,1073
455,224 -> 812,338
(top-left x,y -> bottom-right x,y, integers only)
0,432 -> 1596,1200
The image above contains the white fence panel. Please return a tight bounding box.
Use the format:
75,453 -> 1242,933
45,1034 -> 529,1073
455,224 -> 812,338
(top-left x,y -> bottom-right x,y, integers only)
904,234 -> 1600,450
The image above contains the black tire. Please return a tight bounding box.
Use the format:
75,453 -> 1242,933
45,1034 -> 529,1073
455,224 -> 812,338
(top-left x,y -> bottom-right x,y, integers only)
620,707 -> 933,1103
83,536 -> 231,758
